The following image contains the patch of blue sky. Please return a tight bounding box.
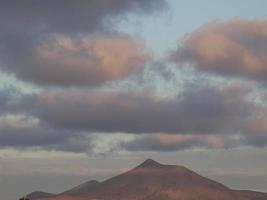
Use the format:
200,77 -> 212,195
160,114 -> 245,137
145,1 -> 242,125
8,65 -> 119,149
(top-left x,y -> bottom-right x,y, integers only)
0,69 -> 40,94
117,0 -> 267,56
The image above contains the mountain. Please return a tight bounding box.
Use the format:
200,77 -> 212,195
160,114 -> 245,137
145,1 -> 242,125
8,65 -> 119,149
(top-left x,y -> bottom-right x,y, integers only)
26,191 -> 55,199
24,159 -> 267,200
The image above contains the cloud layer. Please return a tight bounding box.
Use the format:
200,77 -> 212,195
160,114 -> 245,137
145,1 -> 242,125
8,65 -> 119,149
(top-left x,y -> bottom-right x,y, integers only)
0,81 -> 266,154
0,82 -> 267,153
35,83 -> 257,135
1,4 -> 267,154
120,134 -> 265,152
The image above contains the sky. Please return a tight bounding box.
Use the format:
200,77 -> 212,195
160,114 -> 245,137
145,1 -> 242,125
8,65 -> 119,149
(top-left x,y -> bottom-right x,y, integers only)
1,1 -> 267,200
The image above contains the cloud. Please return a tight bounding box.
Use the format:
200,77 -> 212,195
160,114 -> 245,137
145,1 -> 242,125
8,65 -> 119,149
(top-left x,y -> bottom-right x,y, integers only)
171,19 -> 267,82
121,133 -> 267,152
0,86 -> 109,153
0,0 -> 166,35
120,134 -> 238,152
242,135 -> 267,148
121,134 -> 207,151
10,34 -> 149,86
0,113 -> 94,153
0,0 -> 165,86
244,115 -> 267,134
34,83 -> 258,135
1,81 -> 266,153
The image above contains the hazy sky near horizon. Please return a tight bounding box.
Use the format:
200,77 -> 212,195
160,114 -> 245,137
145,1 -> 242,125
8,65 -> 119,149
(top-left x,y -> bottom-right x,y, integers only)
1,1 -> 267,200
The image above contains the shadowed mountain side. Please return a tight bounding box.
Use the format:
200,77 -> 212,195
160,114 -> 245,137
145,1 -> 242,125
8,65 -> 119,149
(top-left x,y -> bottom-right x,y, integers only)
26,159 -> 267,200
60,180 -> 100,196
26,191 -> 55,199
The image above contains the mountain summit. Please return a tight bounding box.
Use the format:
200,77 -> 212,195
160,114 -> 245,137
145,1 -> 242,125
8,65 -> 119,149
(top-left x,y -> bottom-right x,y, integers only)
136,159 -> 163,168
24,159 -> 267,200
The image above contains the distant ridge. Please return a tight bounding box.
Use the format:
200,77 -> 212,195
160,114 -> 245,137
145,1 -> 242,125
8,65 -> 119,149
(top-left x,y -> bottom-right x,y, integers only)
23,159 -> 267,200
26,191 -> 54,199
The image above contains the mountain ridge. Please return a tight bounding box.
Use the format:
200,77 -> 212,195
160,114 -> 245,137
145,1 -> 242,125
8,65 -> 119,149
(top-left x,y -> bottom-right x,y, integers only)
23,159 -> 267,200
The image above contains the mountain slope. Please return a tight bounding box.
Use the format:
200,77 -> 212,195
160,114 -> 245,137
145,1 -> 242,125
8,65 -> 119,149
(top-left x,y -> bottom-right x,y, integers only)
28,159 -> 267,200
235,190 -> 267,200
60,180 -> 100,196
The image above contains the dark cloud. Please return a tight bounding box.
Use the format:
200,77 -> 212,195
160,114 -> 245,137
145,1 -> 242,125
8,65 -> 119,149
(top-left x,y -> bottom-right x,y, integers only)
1,113 -> 266,153
0,0 -> 166,86
0,0 -> 167,35
0,87 -> 94,152
171,19 -> 267,83
242,135 -> 267,148
0,116 -> 94,153
34,83 -> 258,135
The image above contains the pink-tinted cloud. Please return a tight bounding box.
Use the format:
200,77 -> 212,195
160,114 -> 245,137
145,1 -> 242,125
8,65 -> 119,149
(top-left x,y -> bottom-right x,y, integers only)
120,134 -> 241,152
171,19 -> 267,82
23,34 -> 149,86
244,115 -> 267,134
0,0 -> 165,86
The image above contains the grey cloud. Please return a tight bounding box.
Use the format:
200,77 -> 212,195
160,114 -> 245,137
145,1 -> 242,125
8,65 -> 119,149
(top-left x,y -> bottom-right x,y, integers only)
0,127 -> 94,153
0,0 -> 166,35
0,114 -> 94,153
35,83 -> 258,135
1,81 -> 266,153
242,135 -> 267,148
0,87 -> 94,153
